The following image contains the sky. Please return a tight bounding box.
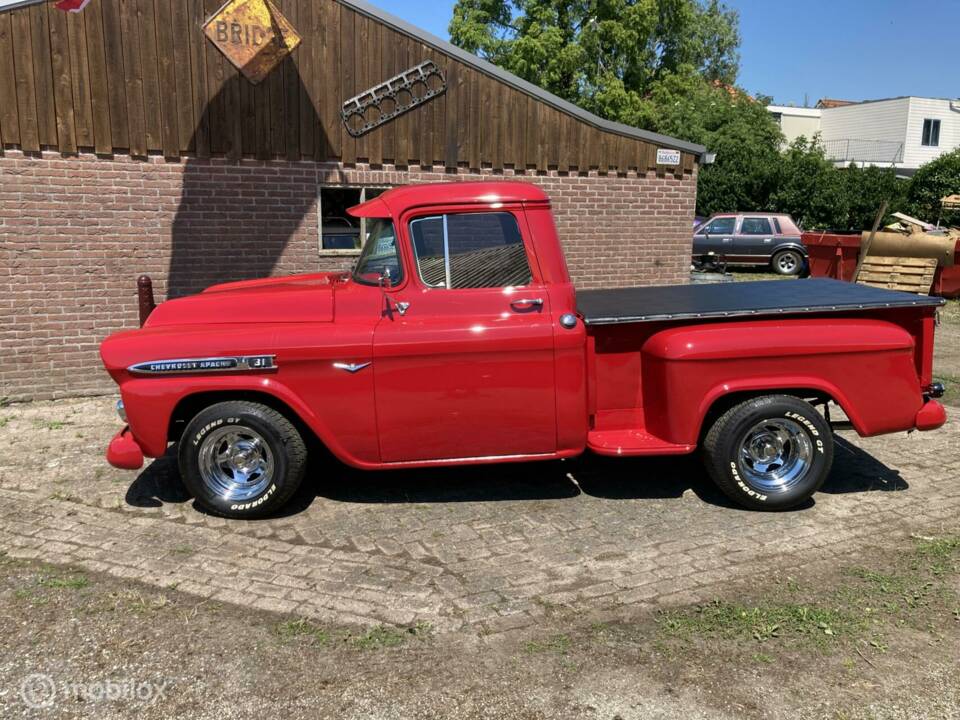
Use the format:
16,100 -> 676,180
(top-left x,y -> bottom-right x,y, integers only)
370,0 -> 960,106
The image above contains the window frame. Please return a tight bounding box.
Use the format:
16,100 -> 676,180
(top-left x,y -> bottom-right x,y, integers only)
921,118 -> 941,147
317,185 -> 392,256
702,216 -> 736,235
740,216 -> 773,236
404,208 -> 536,291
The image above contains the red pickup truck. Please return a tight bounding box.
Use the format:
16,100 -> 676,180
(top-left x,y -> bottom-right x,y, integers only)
100,182 -> 947,519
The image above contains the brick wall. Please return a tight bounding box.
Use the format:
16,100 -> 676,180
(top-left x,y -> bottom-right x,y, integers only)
0,150 -> 696,402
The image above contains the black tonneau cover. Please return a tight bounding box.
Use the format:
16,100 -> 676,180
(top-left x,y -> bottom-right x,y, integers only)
577,278 -> 944,325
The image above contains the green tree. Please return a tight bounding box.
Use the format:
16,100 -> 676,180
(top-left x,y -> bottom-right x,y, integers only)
842,163 -> 906,231
906,148 -> 960,226
767,137 -> 848,230
449,0 -> 740,120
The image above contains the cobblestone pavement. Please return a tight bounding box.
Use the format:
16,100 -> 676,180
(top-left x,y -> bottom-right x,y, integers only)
1,397 -> 958,636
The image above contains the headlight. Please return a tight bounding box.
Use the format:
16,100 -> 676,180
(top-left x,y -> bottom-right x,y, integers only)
116,398 -> 127,423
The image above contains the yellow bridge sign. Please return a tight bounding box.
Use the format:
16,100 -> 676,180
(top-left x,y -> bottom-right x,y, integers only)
203,0 -> 301,85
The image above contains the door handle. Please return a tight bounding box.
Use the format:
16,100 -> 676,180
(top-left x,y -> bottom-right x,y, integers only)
510,298 -> 543,310
721,237 -> 733,242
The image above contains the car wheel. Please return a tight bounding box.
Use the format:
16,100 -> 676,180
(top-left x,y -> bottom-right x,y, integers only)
177,401 -> 307,519
702,395 -> 833,510
772,249 -> 803,276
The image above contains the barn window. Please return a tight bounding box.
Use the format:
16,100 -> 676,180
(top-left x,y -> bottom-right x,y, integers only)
318,186 -> 390,253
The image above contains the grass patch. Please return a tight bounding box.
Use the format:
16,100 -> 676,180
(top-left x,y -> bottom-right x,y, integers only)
276,618 -> 331,645
0,416 -> 8,428
938,373 -> 960,407
525,633 -> 572,655
655,535 -> 960,656
37,570 -> 90,590
275,618 -> 432,650
34,419 -> 71,431
659,599 -> 858,645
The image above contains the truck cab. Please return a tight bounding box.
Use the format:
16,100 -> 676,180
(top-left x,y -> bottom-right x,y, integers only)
101,182 -> 946,519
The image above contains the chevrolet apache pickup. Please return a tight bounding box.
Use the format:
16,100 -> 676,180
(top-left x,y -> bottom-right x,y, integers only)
100,182 -> 947,519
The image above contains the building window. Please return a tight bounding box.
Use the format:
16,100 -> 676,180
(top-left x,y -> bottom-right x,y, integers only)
319,186 -> 390,254
921,118 -> 940,147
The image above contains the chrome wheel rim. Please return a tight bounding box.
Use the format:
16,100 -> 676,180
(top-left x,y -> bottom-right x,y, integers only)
197,425 -> 274,501
736,418 -> 812,493
777,252 -> 799,273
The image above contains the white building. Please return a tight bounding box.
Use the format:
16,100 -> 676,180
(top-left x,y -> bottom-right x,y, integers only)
767,105 -> 821,145
767,96 -> 960,176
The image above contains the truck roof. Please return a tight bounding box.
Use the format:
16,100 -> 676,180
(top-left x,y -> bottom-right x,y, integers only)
348,181 -> 550,219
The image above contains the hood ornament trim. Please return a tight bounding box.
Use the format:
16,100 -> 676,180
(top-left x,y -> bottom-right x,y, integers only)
332,361 -> 372,374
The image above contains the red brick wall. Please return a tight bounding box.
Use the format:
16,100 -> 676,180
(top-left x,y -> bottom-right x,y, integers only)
0,150 -> 696,401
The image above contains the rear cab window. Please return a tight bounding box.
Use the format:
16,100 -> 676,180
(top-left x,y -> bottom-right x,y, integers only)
409,211 -> 533,289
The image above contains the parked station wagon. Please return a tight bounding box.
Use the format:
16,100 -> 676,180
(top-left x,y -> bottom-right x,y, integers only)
693,213 -> 806,275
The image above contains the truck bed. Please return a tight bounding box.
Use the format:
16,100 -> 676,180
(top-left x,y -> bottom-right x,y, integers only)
577,278 -> 944,325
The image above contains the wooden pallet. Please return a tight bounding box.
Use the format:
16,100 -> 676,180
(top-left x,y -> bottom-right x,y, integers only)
855,256 -> 938,294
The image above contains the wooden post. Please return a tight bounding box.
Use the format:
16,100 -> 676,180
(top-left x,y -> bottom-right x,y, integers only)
854,200 -> 889,282
137,275 -> 156,327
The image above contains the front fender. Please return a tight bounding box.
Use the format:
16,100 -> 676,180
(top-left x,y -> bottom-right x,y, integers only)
640,318 -> 923,445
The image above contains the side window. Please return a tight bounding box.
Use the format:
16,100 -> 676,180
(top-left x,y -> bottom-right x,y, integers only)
741,217 -> 772,235
772,217 -> 782,234
703,217 -> 735,235
410,212 -> 533,289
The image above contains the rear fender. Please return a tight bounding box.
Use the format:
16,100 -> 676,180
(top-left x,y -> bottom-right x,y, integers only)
641,318 -> 923,445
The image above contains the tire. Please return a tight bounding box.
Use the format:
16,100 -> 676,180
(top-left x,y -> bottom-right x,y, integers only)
771,249 -> 804,276
702,395 -> 833,510
177,401 -> 307,519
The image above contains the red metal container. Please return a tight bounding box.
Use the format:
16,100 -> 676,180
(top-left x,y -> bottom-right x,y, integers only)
802,231 -> 861,282
802,231 -> 960,298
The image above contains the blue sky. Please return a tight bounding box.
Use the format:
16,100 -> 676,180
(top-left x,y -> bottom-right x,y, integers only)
371,0 -> 960,106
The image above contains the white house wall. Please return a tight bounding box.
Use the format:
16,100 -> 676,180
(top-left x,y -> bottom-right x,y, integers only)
819,98 -> 909,165
904,97 -> 960,169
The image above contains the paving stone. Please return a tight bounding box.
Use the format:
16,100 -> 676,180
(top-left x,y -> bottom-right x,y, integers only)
1,396 -> 959,636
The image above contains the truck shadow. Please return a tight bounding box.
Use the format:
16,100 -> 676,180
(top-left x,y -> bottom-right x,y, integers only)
124,436 -> 906,516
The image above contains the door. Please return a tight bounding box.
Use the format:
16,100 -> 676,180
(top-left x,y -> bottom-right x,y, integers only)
737,216 -> 775,259
694,216 -> 736,257
372,208 -> 558,463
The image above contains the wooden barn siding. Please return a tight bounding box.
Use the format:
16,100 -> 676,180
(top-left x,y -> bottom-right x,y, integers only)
0,0 -> 696,174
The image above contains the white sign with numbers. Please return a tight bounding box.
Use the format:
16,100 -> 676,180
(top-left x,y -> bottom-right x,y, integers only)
656,148 -> 681,165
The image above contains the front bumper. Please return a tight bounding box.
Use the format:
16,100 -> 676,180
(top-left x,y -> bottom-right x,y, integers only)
106,426 -> 145,470
915,399 -> 947,432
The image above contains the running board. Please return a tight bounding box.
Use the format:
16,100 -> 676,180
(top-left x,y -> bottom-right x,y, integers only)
587,428 -> 695,457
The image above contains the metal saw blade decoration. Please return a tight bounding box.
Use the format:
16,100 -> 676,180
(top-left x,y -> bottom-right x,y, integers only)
341,60 -> 446,138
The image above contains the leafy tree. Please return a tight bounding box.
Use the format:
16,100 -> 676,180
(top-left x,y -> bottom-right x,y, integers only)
842,163 -> 907,232
449,0 -> 740,120
906,148 -> 960,226
767,137 -> 849,230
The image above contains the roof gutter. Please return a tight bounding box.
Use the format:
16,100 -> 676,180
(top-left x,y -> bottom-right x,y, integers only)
338,0 -> 706,157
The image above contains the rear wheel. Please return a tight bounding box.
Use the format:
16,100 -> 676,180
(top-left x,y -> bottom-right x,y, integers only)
771,249 -> 804,276
702,395 -> 833,510
178,401 -> 307,519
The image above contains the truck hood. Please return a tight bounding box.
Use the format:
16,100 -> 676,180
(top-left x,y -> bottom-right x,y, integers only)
145,272 -> 341,327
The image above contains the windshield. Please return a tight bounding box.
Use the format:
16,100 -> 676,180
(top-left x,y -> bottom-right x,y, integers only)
352,219 -> 403,286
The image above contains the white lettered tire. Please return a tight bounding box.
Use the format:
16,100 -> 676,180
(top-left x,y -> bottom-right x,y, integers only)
702,395 -> 833,510
178,401 -> 307,519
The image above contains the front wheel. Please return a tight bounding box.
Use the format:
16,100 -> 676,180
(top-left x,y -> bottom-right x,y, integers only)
178,401 -> 308,519
771,249 -> 804,276
702,395 -> 833,510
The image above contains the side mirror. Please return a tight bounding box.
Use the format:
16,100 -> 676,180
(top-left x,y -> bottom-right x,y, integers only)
378,267 -> 393,290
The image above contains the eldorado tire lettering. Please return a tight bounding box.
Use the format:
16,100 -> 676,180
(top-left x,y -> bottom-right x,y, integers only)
729,461 -> 768,501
